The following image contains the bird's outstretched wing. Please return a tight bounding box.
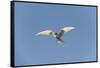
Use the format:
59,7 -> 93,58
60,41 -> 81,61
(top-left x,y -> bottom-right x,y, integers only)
36,30 -> 53,36
58,27 -> 75,38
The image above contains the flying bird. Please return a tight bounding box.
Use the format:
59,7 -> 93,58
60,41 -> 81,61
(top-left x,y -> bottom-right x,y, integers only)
36,26 -> 75,43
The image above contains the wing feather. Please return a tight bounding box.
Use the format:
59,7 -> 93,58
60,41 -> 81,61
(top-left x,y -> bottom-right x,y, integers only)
36,30 -> 53,36
61,27 -> 75,32
58,27 -> 75,38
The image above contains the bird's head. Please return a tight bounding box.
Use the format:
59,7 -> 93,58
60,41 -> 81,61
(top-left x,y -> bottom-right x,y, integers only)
55,32 -> 58,35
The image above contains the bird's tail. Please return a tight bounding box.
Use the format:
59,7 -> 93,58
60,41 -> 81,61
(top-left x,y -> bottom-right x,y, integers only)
56,38 -> 63,44
56,40 -> 62,43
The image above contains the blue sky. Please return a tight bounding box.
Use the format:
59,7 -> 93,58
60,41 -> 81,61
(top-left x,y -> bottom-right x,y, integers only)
14,2 -> 96,66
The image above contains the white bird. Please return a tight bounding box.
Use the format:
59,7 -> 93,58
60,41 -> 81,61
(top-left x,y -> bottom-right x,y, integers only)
36,26 -> 75,43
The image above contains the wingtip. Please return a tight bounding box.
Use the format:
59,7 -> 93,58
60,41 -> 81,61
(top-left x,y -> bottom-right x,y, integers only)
71,27 -> 75,29
35,33 -> 39,36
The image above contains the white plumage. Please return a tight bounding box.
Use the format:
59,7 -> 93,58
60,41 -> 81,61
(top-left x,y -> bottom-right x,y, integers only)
36,30 -> 53,36
61,27 -> 75,32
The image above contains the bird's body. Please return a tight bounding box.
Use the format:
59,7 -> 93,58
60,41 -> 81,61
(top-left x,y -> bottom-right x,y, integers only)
53,32 -> 63,43
52,32 -> 57,38
36,26 -> 75,43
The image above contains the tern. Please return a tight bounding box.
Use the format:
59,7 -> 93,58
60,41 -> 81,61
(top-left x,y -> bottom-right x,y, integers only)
36,26 -> 75,43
